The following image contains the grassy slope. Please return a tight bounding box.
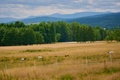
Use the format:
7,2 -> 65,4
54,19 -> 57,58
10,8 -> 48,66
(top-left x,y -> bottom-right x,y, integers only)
0,41 -> 120,80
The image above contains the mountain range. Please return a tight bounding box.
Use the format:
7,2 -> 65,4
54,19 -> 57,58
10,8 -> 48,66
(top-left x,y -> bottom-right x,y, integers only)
49,12 -> 110,19
68,12 -> 120,28
0,12 -> 120,28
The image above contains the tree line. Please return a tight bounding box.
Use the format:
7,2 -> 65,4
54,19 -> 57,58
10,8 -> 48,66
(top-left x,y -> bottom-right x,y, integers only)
0,21 -> 120,46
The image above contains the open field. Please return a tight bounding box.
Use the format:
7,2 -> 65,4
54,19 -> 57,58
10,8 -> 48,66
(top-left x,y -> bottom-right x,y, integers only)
0,41 -> 120,80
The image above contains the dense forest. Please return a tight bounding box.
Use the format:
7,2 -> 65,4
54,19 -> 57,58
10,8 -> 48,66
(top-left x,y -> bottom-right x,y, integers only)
0,21 -> 120,46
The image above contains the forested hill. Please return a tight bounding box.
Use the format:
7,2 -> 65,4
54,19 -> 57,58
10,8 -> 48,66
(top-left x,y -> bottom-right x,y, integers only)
18,12 -> 120,28
68,12 -> 120,28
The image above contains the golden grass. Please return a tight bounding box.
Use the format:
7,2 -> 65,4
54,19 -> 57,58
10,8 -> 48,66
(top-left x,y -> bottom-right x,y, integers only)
0,41 -> 120,80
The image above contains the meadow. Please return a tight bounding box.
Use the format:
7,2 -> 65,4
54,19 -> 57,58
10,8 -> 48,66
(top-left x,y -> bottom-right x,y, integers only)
0,41 -> 120,80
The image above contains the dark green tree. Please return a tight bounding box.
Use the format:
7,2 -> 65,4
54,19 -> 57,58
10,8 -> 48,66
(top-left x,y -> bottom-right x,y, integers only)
50,22 -> 56,43
114,29 -> 120,41
78,25 -> 88,42
35,32 -> 44,44
76,24 -> 81,42
94,29 -> 101,41
21,28 -> 35,45
2,28 -> 19,46
105,30 -> 114,42
56,33 -> 61,42
87,26 -> 95,41
100,28 -> 106,40
14,21 -> 25,28
0,27 -> 5,45
71,22 -> 80,41
56,21 -> 71,42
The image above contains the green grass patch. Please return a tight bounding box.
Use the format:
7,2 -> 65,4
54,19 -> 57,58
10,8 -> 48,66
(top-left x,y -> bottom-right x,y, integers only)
0,73 -> 18,80
103,67 -> 120,74
60,74 -> 74,80
82,54 -> 108,60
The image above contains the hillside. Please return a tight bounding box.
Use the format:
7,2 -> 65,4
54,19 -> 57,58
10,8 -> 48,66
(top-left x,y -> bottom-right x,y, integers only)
68,12 -> 120,28
20,12 -> 120,28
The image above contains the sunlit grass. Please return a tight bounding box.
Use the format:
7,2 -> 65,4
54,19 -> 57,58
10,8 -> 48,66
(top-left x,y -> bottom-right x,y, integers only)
0,41 -> 120,80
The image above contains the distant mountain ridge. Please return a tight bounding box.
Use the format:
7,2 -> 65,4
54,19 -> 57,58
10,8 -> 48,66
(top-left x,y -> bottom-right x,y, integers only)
19,12 -> 112,24
0,12 -> 111,23
0,17 -> 17,23
16,12 -> 114,24
50,12 -> 111,19
68,12 -> 120,28
0,12 -> 120,28
20,16 -> 65,24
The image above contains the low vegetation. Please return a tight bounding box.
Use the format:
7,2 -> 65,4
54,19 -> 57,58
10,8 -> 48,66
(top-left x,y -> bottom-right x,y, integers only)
0,42 -> 120,80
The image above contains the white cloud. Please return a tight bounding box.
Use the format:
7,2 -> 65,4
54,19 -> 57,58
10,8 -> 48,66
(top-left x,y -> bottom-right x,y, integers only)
116,2 -> 120,6
74,0 -> 84,3
0,0 -> 120,18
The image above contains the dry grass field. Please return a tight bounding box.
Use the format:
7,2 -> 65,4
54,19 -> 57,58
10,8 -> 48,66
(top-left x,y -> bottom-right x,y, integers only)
0,41 -> 120,80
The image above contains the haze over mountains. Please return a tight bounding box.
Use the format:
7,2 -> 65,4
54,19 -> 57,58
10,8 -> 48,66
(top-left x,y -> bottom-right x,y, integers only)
0,17 -> 17,23
49,12 -> 110,19
0,12 -> 120,28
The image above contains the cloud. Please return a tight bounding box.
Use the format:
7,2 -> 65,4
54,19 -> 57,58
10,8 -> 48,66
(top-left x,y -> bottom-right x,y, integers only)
116,2 -> 120,6
74,0 -> 84,3
0,0 -> 120,18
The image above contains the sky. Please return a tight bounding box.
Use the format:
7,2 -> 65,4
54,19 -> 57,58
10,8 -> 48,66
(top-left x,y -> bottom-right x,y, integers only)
0,0 -> 120,18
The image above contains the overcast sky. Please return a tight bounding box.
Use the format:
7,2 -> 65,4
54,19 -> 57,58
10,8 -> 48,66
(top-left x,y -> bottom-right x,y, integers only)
0,0 -> 120,18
